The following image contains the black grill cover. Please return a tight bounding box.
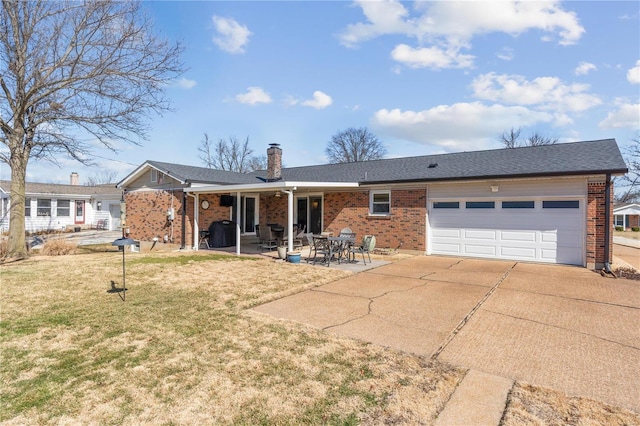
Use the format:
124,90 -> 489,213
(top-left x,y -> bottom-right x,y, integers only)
208,220 -> 236,248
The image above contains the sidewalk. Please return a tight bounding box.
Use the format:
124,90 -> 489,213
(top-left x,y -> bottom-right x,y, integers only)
613,235 -> 640,248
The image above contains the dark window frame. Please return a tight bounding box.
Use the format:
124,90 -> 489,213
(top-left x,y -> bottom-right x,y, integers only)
466,201 -> 495,209
502,201 -> 535,209
542,200 -> 579,209
433,201 -> 460,209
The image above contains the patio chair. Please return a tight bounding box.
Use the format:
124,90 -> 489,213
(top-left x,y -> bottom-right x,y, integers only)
311,235 -> 331,266
349,235 -> 373,265
259,226 -> 278,252
293,225 -> 305,249
339,227 -> 353,237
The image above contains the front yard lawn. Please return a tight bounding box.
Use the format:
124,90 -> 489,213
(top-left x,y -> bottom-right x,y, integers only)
1,251 -> 638,424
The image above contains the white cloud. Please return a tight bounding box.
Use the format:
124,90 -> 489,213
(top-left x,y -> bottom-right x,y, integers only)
627,60 -> 640,84
176,77 -> 196,89
371,102 -> 553,151
288,91 -> 333,109
339,1 -> 584,70
574,62 -> 597,76
496,47 -> 514,61
234,87 -> 272,105
471,73 -> 601,112
391,44 -> 474,69
598,103 -> 640,129
212,16 -> 252,54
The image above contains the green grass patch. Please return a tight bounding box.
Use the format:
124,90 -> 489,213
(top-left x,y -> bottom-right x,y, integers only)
128,253 -> 254,266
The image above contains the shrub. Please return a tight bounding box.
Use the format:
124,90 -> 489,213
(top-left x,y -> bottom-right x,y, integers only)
41,239 -> 77,256
0,240 -> 6,258
615,226 -> 624,231
632,227 -> 640,232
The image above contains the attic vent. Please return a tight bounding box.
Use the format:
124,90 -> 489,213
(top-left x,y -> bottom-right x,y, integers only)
428,163 -> 438,168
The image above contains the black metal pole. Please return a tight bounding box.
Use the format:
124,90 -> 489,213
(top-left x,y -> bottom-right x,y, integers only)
604,173 -> 612,268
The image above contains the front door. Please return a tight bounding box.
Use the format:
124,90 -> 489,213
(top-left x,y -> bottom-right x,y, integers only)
296,196 -> 322,235
74,200 -> 85,224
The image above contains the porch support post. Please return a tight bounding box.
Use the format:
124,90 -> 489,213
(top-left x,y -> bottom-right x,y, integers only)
284,189 -> 294,252
193,194 -> 199,251
236,191 -> 241,256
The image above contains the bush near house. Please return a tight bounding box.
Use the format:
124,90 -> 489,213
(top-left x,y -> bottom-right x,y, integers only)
615,226 -> 624,231
632,227 -> 640,232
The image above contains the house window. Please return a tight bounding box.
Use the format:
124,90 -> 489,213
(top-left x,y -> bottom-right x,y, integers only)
502,201 -> 535,209
25,198 -> 31,217
466,201 -> 495,209
433,201 -> 459,209
150,169 -> 158,183
37,199 -> 52,216
542,200 -> 579,209
370,190 -> 390,215
614,215 -> 624,227
57,200 -> 71,217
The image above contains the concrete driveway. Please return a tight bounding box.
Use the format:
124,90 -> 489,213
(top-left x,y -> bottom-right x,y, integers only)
253,256 -> 640,413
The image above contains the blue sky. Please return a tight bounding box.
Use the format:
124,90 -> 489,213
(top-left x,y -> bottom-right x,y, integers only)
5,0 -> 639,184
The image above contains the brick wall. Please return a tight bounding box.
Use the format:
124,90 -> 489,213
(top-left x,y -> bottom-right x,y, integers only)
197,194 -> 232,230
324,189 -> 427,251
586,181 -> 613,269
125,189 -> 191,245
260,193 -> 288,228
628,215 -> 640,229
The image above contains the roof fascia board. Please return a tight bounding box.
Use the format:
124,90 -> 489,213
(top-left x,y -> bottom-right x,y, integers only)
362,169 -> 628,186
184,181 -> 359,193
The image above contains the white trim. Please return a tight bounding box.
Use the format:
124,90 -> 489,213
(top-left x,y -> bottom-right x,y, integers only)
184,181 -> 359,194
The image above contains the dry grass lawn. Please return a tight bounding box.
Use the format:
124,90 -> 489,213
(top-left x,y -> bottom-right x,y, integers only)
1,251 -> 638,425
614,230 -> 640,240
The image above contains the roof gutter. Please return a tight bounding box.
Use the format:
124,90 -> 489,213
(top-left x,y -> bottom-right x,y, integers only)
361,169 -> 629,186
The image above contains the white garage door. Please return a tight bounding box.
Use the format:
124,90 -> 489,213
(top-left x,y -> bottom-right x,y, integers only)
429,199 -> 584,265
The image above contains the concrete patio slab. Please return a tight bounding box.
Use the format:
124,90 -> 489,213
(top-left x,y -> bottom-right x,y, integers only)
253,289 -> 370,329
438,309 -> 640,413
503,265 -> 640,307
253,255 -> 640,414
434,370 -> 513,426
318,273 -> 426,299
327,282 -> 489,356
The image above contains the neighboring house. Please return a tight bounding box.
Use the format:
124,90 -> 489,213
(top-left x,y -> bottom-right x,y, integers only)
117,139 -> 628,270
0,173 -> 122,233
613,203 -> 640,230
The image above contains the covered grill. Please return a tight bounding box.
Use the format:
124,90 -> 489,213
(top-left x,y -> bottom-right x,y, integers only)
208,220 -> 236,248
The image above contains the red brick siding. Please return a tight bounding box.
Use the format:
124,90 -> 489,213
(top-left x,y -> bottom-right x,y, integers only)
628,215 -> 640,229
260,193 -> 288,228
324,189 -> 427,251
586,181 -> 613,268
125,189 -> 192,245
197,195 -> 232,230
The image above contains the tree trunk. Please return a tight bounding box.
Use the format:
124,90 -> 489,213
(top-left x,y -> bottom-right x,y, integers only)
6,147 -> 29,259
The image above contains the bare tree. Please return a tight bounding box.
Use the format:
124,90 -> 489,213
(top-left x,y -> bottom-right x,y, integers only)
0,1 -> 183,258
614,135 -> 640,203
499,127 -> 558,148
325,127 -> 387,163
85,170 -> 119,186
198,134 -> 266,172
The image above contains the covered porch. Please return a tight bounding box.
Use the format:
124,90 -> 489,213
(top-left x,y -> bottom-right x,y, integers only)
183,180 -> 359,256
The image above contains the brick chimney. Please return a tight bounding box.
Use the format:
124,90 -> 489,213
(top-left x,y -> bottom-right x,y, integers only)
267,143 -> 282,181
70,172 -> 79,185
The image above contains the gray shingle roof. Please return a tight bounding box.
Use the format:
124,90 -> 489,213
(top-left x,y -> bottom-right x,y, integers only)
273,139 -> 627,183
0,180 -> 119,196
127,139 -> 627,187
147,160 -> 260,185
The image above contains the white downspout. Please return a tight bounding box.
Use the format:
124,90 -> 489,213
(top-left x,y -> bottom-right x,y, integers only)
281,188 -> 296,253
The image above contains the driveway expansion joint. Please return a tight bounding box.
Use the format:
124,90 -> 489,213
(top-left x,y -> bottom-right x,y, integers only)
431,262 -> 518,360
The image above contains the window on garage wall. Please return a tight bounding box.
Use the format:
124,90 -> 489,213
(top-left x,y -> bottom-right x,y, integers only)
542,200 -> 579,208
370,190 -> 390,215
57,200 -> 71,217
502,201 -> 535,209
466,201 -> 495,209
25,198 -> 31,217
433,201 -> 459,209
